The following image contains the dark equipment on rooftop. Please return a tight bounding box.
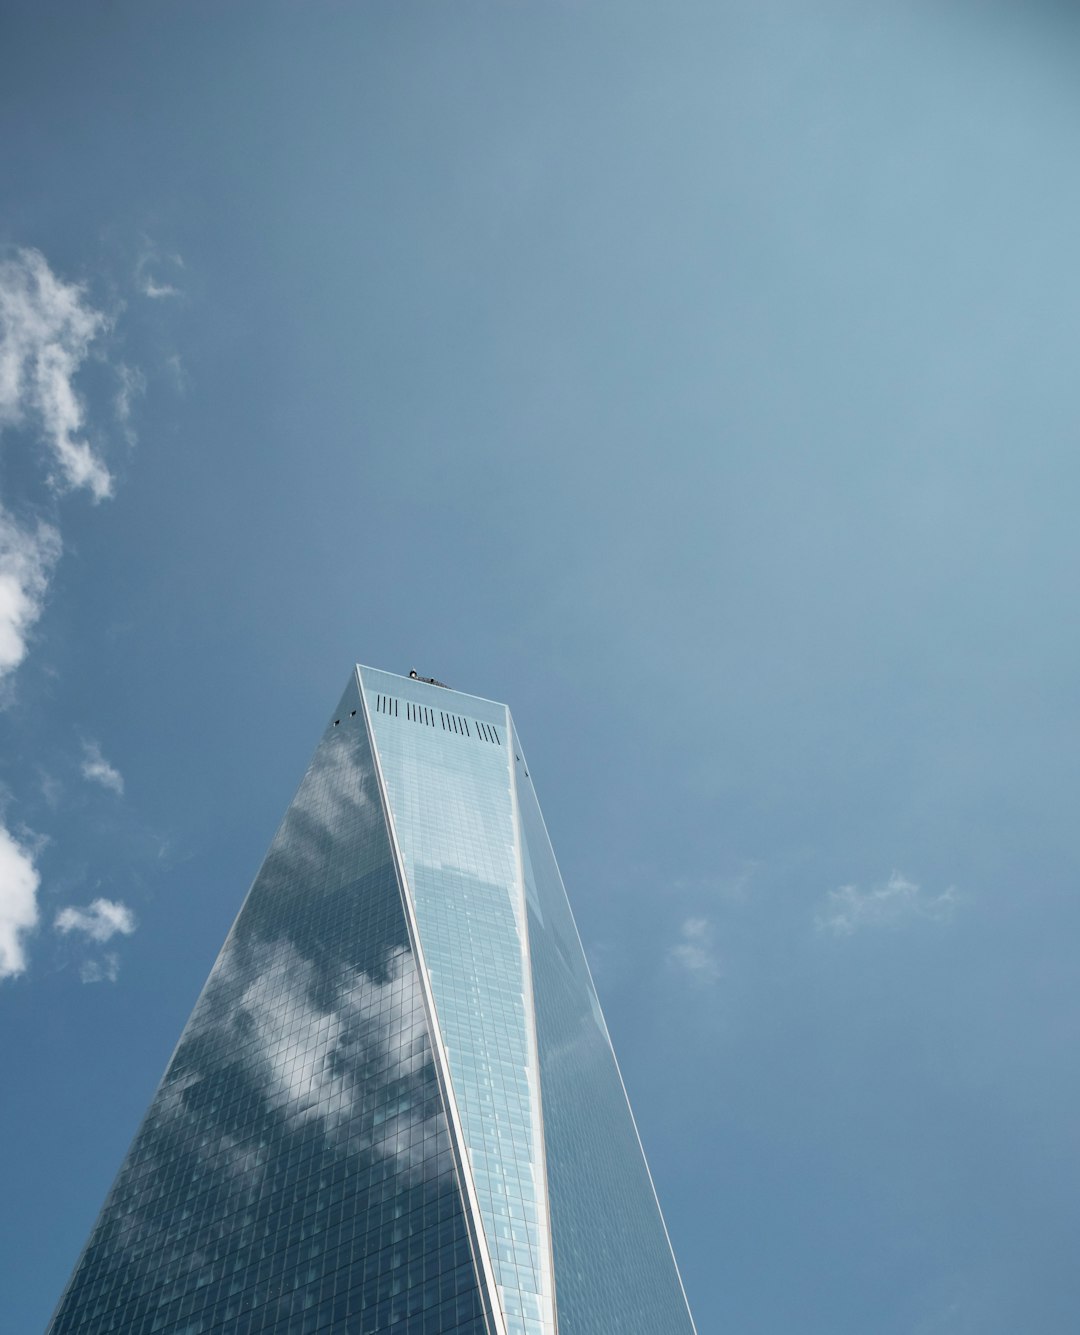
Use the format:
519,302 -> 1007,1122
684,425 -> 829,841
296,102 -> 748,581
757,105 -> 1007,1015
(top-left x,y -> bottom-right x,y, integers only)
409,669 -> 452,689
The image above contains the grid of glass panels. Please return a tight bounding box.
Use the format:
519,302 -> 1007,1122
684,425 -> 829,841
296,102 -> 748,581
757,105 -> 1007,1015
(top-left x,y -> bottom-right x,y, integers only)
360,669 -> 553,1335
510,720 -> 697,1335
49,677 -> 490,1335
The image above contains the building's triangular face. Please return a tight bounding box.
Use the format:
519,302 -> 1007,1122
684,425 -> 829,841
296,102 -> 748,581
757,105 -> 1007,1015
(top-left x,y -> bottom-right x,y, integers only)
50,668 -> 695,1335
509,724 -> 695,1333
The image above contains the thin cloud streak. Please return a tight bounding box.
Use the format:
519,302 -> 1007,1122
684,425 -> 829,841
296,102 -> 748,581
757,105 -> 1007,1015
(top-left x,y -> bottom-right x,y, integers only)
114,362 -> 145,442
80,952 -> 120,984
817,871 -> 959,936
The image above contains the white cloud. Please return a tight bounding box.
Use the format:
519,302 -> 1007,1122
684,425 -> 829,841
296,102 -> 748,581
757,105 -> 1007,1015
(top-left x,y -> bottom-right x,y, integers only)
80,952 -> 120,984
81,740 -> 124,795
0,506 -> 61,684
0,822 -> 41,980
817,870 -> 959,936
0,247 -> 113,500
55,897 -> 136,942
668,915 -> 721,981
142,279 -> 179,300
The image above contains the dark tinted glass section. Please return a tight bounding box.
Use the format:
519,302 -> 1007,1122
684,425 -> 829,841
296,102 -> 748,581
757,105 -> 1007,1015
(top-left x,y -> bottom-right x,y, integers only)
511,726 -> 695,1335
49,676 -> 489,1335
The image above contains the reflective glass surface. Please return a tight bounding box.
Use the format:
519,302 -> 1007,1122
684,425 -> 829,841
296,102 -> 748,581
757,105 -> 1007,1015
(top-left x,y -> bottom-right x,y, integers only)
360,669 -> 554,1335
511,721 -> 696,1335
49,676 -> 490,1335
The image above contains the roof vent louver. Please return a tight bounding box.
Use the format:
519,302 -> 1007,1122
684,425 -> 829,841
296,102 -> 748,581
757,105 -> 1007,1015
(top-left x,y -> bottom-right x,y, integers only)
375,690 -> 501,746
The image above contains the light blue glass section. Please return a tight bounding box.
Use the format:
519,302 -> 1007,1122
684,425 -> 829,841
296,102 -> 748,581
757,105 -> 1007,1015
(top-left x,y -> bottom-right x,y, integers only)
361,668 -> 553,1335
510,720 -> 697,1335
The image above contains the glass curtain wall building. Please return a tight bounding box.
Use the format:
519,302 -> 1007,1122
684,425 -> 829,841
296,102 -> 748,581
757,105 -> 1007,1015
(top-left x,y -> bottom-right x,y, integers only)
49,666 -> 696,1335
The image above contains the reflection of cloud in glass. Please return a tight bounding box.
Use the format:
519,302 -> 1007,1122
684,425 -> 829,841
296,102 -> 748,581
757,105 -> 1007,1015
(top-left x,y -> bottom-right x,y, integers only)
184,937 -> 436,1168
263,733 -> 380,885
151,1068 -> 270,1195
99,918 -> 457,1320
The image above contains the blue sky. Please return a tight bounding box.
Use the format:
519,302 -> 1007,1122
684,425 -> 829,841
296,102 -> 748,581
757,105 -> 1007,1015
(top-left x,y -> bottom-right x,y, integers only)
3,2 -> 1080,1330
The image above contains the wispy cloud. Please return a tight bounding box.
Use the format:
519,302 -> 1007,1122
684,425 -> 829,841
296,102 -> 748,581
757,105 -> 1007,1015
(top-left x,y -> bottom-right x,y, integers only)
817,871 -> 959,936
80,952 -> 120,984
136,242 -> 183,301
0,245 -> 149,985
0,506 -> 61,686
114,362 -> 145,441
81,740 -> 124,796
55,897 -> 136,943
668,915 -> 721,982
143,278 -> 179,300
0,247 -> 113,500
0,822 -> 41,980
38,770 -> 63,809
164,353 -> 186,393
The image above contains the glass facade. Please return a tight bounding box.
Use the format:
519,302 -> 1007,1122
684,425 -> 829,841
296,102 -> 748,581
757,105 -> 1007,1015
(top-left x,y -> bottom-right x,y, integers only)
50,667 -> 695,1335
48,676 -> 490,1335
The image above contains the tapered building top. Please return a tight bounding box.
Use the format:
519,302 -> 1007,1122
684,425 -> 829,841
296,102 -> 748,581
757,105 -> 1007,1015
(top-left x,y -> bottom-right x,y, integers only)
49,666 -> 695,1335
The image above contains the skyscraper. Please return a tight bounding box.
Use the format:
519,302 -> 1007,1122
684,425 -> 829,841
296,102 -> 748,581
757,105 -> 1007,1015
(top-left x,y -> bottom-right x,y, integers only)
49,666 -> 696,1335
